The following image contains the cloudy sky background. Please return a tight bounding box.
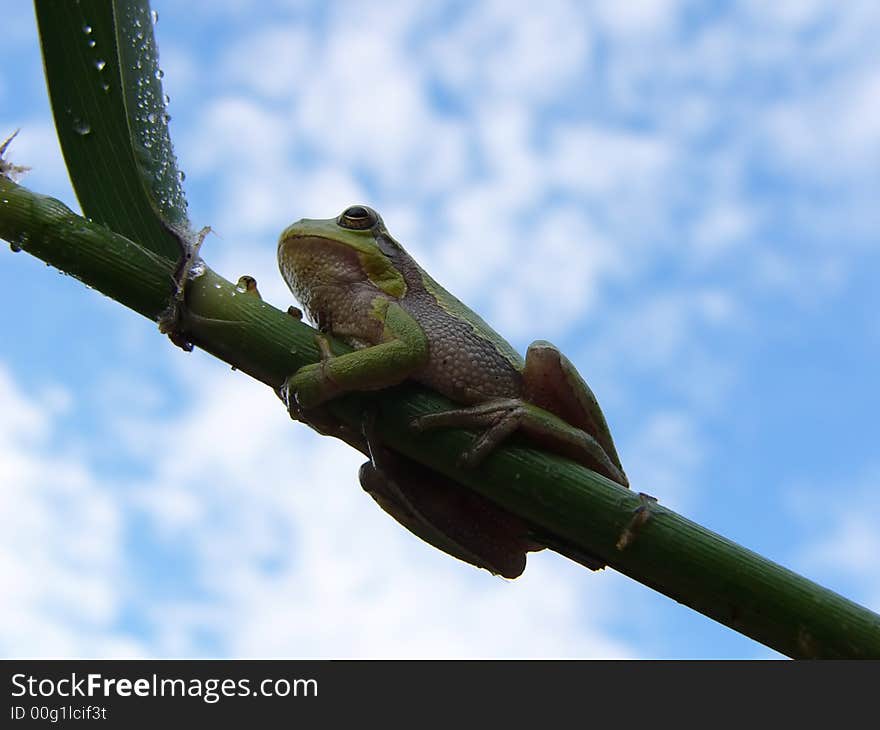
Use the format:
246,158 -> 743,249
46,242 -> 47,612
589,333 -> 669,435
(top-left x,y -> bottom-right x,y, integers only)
1,0 -> 879,658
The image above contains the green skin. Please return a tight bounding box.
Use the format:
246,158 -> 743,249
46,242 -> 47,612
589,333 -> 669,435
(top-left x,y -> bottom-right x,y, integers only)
278,205 -> 628,578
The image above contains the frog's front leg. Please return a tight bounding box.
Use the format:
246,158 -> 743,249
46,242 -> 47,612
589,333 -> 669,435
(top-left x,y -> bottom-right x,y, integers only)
413,341 -> 629,488
282,299 -> 429,415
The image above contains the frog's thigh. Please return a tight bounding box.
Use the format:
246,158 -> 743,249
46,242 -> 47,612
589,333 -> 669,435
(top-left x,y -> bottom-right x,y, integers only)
358,457 -> 534,579
523,340 -> 624,475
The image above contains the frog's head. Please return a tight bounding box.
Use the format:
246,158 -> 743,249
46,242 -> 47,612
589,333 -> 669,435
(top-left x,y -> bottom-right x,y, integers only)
278,205 -> 407,313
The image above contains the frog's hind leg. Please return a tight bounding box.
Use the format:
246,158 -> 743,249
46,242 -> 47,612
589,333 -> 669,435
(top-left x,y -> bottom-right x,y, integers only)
361,418 -> 538,579
358,460 -> 537,579
408,405 -> 616,571
521,340 -> 626,482
411,398 -> 520,464
412,398 -> 628,487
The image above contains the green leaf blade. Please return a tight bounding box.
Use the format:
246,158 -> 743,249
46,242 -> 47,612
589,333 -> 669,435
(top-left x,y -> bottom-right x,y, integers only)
34,0 -> 188,261
114,0 -> 189,231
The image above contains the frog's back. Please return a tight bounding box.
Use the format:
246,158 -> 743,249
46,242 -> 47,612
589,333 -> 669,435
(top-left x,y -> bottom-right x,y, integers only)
383,239 -> 524,403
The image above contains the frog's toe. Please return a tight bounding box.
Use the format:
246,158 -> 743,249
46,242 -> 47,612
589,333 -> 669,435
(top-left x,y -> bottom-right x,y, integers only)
410,400 -> 519,432
460,413 -> 522,468
410,411 -> 462,431
410,401 -> 525,468
410,410 -> 485,433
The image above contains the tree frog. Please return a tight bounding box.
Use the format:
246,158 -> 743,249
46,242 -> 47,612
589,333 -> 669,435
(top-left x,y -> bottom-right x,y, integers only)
278,205 -> 628,578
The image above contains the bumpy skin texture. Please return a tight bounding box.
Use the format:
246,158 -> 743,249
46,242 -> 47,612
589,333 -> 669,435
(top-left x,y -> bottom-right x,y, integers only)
380,245 -> 525,403
278,206 -> 627,577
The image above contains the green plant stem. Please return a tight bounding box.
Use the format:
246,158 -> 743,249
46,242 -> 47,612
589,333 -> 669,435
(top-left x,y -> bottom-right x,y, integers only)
2,177 -> 880,659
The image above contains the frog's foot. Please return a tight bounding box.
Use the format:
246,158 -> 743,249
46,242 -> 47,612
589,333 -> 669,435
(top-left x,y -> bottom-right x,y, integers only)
157,225 -> 212,352
616,492 -> 659,551
280,333 -> 340,420
411,399 -> 522,467
412,398 -> 628,486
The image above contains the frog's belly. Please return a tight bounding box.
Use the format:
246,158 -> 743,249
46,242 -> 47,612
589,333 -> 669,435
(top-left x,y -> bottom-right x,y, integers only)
414,335 -> 522,404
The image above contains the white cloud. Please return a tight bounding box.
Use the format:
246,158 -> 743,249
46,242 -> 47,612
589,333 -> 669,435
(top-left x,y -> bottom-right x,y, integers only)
586,289 -> 741,374
742,0 -> 835,33
488,205 -> 620,340
0,364 -> 144,657
184,96 -> 290,175
750,249 -> 848,306
547,124 -> 676,240
429,0 -> 592,103
764,70 -> 880,178
473,103 -> 542,200
623,410 -> 704,510
221,26 -> 315,101
0,121 -> 72,203
593,0 -> 684,37
226,165 -> 369,243
180,95 -> 367,236
802,515 -> 880,577
571,287 -> 742,429
690,200 -> 756,260
550,126 -> 673,199
790,468 -> 880,612
292,28 -> 456,193
155,46 -> 198,103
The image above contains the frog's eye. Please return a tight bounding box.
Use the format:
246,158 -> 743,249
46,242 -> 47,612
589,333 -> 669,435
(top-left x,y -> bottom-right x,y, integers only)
338,205 -> 378,230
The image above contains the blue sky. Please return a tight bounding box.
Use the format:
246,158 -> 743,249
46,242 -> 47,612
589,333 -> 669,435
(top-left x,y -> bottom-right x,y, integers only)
1,0 -> 879,658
